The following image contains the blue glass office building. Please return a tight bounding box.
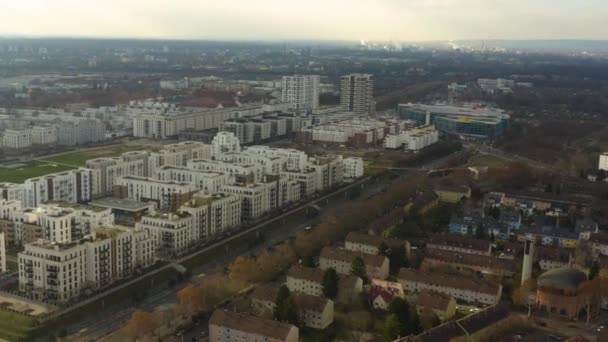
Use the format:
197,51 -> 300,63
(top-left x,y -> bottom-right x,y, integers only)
398,103 -> 509,139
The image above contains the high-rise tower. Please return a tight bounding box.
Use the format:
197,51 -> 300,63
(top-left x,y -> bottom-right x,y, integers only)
521,238 -> 535,285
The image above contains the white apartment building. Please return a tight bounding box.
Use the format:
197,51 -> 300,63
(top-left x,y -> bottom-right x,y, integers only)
222,182 -> 273,220
136,212 -> 194,255
30,126 -> 57,145
115,176 -> 196,211
340,74 -> 375,115
278,177 -> 301,207
281,75 -> 320,110
147,143 -> 210,175
40,202 -> 114,234
154,166 -> 228,193
23,168 -> 93,208
0,199 -> 21,220
2,129 -> 32,149
19,240 -> 87,303
343,157 -> 364,180
211,131 -> 242,157
86,156 -> 147,196
280,168 -> 318,198
216,152 -> 287,175
309,155 -> 344,191
599,153 -> 608,171
18,227 -> 155,303
35,207 -> 77,243
187,159 -> 263,183
56,119 -> 106,146
0,182 -> 25,203
179,193 -> 241,242
384,125 -> 439,150
245,146 -> 309,172
0,233 -> 5,273
132,103 -> 278,139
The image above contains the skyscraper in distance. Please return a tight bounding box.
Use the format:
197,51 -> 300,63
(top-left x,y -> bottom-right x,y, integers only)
281,75 -> 320,110
340,74 -> 375,115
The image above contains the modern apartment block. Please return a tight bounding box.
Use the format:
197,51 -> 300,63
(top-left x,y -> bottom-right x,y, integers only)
86,156 -> 147,196
18,226 -> 155,303
114,176 -> 196,211
281,75 -> 320,110
340,74 -> 375,115
222,182 -> 273,220
0,182 -> 25,203
280,168 -> 318,198
23,168 -> 94,208
135,212 -> 194,255
187,159 -> 263,183
154,166 -> 229,193
244,145 -> 309,172
179,193 -> 241,241
215,152 -> 287,176
342,157 -> 365,180
309,155 -> 344,191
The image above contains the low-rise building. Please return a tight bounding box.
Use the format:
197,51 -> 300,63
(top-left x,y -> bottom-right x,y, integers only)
250,285 -> 334,329
535,245 -> 571,271
414,290 -> 457,321
369,279 -> 405,310
516,226 -> 580,248
434,185 -> 471,203
422,249 -> 519,277
345,232 -> 410,258
209,310 -> 299,342
285,266 -> 363,304
397,268 -> 502,306
427,234 -> 492,256
319,247 -> 389,280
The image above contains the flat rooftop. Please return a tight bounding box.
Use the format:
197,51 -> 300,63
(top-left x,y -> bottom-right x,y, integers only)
89,197 -> 155,212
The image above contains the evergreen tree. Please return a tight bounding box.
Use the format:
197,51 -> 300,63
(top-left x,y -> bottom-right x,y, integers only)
388,297 -> 410,336
378,242 -> 390,257
301,255 -> 316,268
273,285 -> 291,321
351,256 -> 368,283
383,314 -> 401,340
322,268 -> 339,299
589,260 -> 600,280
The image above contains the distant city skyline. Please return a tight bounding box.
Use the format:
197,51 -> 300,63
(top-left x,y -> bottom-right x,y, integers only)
2,0 -> 608,41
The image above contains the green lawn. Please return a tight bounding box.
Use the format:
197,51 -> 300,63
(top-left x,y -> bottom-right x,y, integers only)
0,162 -> 75,183
0,145 -> 160,183
0,310 -> 38,341
468,154 -> 511,168
40,145 -> 161,167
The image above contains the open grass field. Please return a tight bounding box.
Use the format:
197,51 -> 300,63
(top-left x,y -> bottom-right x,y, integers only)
468,154 -> 511,169
0,310 -> 38,341
0,144 -> 160,183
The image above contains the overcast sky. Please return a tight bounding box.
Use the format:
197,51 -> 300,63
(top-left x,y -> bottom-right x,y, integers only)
2,0 -> 607,41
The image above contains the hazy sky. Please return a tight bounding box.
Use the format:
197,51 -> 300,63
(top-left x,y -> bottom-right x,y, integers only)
2,0 -> 607,41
